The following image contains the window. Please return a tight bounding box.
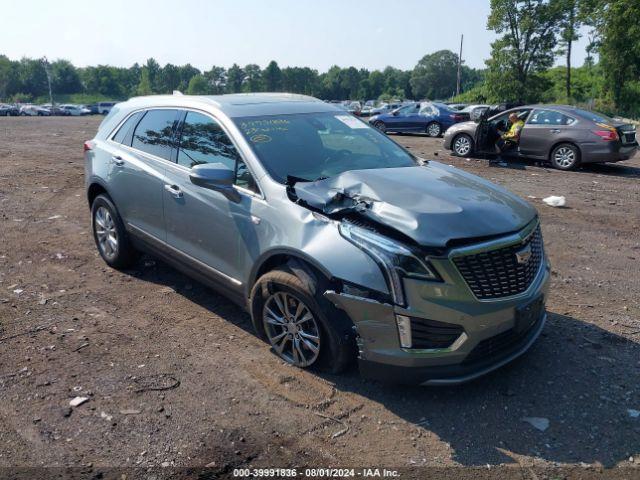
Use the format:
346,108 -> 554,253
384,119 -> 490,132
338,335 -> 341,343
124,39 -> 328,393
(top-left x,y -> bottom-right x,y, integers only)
177,111 -> 259,193
397,104 -> 420,117
112,111 -> 143,145
235,112 -> 417,184
177,111 -> 240,170
419,104 -> 438,116
528,109 -> 575,126
131,109 -> 179,160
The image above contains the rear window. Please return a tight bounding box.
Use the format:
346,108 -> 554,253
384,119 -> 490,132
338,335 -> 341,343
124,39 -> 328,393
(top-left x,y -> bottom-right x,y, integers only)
573,108 -> 614,124
131,109 -> 179,160
112,111 -> 143,146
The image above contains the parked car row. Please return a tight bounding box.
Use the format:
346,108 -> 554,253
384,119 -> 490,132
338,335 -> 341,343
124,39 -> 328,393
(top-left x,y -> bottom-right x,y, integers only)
0,101 -> 118,117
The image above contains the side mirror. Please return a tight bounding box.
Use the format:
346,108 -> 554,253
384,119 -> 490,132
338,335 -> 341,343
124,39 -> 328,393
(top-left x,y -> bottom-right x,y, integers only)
392,110 -> 399,116
189,163 -> 240,202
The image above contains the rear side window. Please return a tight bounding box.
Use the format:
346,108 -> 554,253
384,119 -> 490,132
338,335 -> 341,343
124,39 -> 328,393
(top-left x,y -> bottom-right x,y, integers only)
132,109 -> 179,160
112,111 -> 143,146
529,109 -> 575,126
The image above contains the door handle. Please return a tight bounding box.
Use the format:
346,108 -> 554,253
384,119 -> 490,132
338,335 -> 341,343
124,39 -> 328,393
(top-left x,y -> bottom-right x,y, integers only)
550,129 -> 561,134
164,184 -> 183,198
111,155 -> 125,166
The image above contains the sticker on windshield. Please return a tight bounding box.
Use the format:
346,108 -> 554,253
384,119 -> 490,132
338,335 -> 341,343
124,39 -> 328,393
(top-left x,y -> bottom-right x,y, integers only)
335,115 -> 368,129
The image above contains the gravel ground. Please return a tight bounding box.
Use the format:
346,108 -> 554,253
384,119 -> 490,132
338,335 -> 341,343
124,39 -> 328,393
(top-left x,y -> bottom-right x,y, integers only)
0,117 -> 639,479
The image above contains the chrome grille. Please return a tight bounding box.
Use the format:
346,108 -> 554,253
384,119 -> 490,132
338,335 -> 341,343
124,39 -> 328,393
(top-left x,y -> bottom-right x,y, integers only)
452,226 -> 543,300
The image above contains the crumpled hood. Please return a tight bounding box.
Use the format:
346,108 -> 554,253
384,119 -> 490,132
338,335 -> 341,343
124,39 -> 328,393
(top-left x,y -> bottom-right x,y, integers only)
293,162 -> 537,247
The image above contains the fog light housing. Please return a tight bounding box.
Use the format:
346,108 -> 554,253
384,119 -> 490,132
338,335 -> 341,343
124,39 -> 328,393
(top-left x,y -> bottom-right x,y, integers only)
396,314 -> 412,348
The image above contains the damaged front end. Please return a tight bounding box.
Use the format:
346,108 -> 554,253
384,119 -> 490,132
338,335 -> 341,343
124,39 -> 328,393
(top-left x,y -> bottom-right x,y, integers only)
288,164 -> 548,385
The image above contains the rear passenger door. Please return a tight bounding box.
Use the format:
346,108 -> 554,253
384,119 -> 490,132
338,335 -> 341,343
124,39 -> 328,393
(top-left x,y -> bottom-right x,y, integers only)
520,109 -> 575,158
163,110 -> 260,289
106,108 -> 180,241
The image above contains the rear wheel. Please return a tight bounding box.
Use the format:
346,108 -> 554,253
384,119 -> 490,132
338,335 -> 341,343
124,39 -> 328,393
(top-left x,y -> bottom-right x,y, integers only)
426,122 -> 442,137
373,121 -> 387,133
550,143 -> 580,170
452,134 -> 474,157
251,268 -> 354,373
91,194 -> 138,269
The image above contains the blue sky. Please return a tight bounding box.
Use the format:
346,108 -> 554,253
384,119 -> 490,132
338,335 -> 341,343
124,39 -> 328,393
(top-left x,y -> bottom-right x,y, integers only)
2,0 -> 591,71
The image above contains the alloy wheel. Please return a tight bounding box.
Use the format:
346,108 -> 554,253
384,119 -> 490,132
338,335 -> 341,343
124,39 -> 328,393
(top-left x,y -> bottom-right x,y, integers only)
554,147 -> 576,168
263,291 -> 321,367
374,121 -> 386,133
454,135 -> 472,156
427,123 -> 441,137
94,206 -> 118,260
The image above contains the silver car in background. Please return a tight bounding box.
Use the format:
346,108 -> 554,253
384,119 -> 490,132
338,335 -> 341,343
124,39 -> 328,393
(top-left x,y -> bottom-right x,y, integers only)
85,93 -> 550,385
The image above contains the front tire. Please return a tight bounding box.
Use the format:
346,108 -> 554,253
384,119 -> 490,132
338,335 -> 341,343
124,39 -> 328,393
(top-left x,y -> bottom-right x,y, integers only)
251,268 -> 353,373
452,134 -> 474,157
91,194 -> 138,269
426,122 -> 442,137
550,143 -> 580,170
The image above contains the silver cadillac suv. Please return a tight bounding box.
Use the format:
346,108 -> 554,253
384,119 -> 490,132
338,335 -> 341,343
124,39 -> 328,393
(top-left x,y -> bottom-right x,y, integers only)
84,93 -> 550,385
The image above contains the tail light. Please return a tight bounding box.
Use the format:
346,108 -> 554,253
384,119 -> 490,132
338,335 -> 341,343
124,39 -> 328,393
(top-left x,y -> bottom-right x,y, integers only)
592,129 -> 619,141
83,141 -> 94,152
450,114 -> 464,122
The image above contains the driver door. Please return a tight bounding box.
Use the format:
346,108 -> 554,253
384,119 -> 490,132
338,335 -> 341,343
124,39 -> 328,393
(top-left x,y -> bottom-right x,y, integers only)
163,110 -> 260,287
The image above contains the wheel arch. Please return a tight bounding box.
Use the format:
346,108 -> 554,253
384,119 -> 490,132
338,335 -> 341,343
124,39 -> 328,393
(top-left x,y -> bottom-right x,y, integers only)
247,249 -> 339,337
87,179 -> 111,209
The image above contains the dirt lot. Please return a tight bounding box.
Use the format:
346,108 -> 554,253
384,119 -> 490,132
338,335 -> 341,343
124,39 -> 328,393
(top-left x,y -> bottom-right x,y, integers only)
1,117 -> 639,477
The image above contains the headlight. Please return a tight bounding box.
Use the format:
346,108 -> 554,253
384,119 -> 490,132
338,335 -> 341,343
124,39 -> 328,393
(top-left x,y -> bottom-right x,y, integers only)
339,222 -> 440,305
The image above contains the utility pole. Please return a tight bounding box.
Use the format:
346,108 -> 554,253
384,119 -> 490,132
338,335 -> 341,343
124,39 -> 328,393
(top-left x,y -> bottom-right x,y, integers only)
456,34 -> 463,97
42,56 -> 54,107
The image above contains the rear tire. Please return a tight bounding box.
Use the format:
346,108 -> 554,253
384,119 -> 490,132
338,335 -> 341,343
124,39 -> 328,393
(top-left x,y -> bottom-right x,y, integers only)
250,268 -> 354,374
550,143 -> 580,170
426,122 -> 442,137
373,121 -> 387,133
452,134 -> 474,157
91,194 -> 138,269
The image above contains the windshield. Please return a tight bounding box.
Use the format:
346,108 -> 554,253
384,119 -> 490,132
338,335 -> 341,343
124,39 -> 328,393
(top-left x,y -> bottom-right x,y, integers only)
235,112 -> 417,183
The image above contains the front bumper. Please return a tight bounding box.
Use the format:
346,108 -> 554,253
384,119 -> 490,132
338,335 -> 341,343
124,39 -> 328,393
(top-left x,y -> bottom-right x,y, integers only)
325,224 -> 551,385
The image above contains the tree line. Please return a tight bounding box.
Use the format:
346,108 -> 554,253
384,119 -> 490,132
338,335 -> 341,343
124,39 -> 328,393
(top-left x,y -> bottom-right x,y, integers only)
0,0 -> 638,117
0,54 -> 483,105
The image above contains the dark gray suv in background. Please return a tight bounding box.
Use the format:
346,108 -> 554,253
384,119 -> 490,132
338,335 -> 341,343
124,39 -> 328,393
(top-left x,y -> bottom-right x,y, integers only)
444,104 -> 638,170
85,93 -> 550,385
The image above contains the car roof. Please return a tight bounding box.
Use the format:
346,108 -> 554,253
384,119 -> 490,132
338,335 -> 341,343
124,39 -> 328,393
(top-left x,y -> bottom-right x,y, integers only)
123,92 -> 338,118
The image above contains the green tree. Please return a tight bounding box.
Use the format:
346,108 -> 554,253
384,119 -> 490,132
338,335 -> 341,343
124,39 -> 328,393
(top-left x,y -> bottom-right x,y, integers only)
485,0 -> 562,103
137,68 -> 153,96
591,0 -> 640,114
0,55 -> 19,99
157,63 -> 181,93
186,74 -> 210,94
51,60 -> 82,94
262,61 -> 282,91
243,64 -> 263,92
226,64 -> 245,93
410,50 -> 459,100
204,66 -> 227,94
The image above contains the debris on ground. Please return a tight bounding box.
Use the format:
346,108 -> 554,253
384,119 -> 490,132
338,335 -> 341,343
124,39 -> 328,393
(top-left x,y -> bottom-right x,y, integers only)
542,195 -> 566,207
522,417 -> 550,431
628,409 -> 640,418
69,396 -> 89,407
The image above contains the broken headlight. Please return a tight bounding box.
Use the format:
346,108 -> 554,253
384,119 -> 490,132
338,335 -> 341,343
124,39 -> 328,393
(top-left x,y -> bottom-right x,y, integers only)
339,222 -> 440,306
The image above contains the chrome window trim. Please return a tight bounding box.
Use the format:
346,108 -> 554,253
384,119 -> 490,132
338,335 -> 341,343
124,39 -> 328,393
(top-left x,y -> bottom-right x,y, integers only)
106,106 -> 265,201
526,108 -> 578,126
